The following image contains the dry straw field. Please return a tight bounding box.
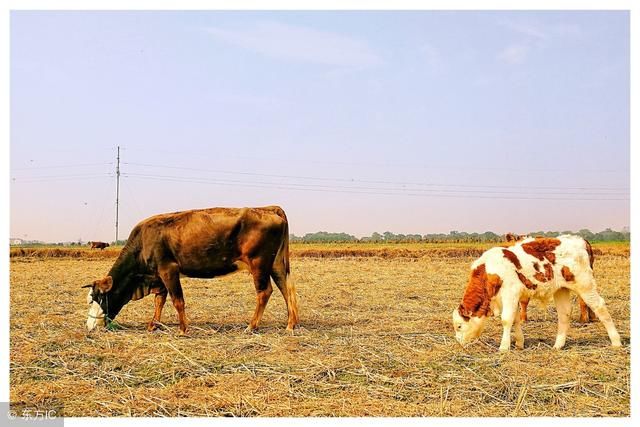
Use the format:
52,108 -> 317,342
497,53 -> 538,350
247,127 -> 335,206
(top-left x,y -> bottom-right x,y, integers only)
10,243 -> 629,416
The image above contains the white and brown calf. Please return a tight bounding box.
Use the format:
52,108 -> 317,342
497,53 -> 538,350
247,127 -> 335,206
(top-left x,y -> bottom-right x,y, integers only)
452,235 -> 621,352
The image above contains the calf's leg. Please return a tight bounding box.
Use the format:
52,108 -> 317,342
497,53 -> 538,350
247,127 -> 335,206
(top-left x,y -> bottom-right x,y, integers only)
553,288 -> 572,349
519,298 -> 529,322
499,299 -> 519,352
514,309 -> 525,350
578,297 -> 597,323
577,288 -> 621,347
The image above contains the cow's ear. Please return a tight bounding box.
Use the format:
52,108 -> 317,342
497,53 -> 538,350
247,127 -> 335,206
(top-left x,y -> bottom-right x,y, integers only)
505,233 -> 516,242
81,284 -> 93,289
96,276 -> 113,293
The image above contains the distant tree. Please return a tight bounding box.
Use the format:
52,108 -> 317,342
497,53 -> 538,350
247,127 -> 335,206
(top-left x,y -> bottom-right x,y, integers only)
577,229 -> 595,241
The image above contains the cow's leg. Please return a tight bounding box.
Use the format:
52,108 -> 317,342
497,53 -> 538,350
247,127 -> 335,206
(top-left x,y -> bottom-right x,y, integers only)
147,289 -> 167,332
271,269 -> 299,332
519,298 -> 529,322
499,299 -> 518,352
158,263 -> 187,335
246,262 -> 273,332
553,288 -> 572,349
576,287 -> 621,347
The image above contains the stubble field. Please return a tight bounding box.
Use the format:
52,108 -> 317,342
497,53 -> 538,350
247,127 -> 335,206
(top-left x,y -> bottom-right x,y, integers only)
9,243 -> 630,416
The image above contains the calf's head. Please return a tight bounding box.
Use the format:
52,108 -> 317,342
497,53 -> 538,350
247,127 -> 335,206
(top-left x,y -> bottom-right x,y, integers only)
452,262 -> 502,346
82,276 -> 113,331
452,307 -> 488,345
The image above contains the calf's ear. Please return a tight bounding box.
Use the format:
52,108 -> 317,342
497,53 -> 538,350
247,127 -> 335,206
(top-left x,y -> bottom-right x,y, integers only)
96,276 -> 113,293
81,284 -> 93,289
458,304 -> 472,320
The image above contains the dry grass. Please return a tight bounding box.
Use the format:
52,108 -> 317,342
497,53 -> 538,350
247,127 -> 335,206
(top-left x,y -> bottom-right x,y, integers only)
9,241 -> 629,260
9,244 -> 629,417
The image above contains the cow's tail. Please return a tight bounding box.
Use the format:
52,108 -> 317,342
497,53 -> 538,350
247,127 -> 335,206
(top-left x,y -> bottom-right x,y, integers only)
280,212 -> 290,276
276,208 -> 299,329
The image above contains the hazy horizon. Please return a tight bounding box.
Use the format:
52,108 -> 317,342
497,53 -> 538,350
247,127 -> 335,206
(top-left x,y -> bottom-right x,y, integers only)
10,11 -> 629,242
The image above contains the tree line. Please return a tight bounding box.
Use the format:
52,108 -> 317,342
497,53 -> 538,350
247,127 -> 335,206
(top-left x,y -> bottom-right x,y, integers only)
10,228 -> 630,247
290,228 -> 630,243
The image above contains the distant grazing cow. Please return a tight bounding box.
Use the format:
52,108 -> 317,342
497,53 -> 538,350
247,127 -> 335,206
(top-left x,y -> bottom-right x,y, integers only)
83,206 -> 298,335
504,233 -> 525,244
89,241 -> 110,250
453,235 -> 621,351
502,233 -> 596,323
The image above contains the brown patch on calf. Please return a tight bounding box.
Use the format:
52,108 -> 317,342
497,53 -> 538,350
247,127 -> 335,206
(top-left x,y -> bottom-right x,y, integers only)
458,264 -> 503,320
521,238 -> 561,264
561,266 -> 575,282
544,263 -> 554,280
502,249 -> 522,269
533,263 -> 555,283
516,271 -> 537,289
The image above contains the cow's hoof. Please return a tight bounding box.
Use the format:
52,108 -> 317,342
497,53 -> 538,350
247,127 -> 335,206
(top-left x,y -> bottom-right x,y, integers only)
147,322 -> 158,332
499,346 -> 510,353
515,343 -> 524,350
244,326 -> 257,334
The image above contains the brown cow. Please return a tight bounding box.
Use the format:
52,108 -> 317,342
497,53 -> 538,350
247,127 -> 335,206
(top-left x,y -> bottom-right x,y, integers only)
83,206 -> 299,334
502,233 -> 596,323
89,241 -> 110,250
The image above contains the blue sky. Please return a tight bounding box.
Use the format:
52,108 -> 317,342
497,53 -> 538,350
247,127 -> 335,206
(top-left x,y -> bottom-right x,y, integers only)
10,11 -> 629,242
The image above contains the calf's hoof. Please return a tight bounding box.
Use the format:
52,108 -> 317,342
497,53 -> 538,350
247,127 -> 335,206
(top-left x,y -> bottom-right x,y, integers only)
244,325 -> 258,334
147,322 -> 158,332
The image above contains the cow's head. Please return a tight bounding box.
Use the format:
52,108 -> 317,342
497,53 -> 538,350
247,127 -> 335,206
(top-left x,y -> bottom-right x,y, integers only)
452,306 -> 488,346
82,276 -> 113,331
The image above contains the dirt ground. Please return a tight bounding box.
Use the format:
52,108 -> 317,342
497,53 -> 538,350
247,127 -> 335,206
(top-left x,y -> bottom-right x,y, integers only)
9,249 -> 629,416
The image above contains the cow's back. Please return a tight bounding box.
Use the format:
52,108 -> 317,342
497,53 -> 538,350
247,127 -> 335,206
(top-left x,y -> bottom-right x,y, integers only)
136,207 -> 287,278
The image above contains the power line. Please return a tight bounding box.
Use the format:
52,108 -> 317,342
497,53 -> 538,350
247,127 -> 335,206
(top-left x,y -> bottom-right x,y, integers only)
123,174 -> 629,202
11,174 -> 113,183
122,172 -> 627,197
122,161 -> 629,192
12,162 -> 113,171
121,149 -> 628,174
